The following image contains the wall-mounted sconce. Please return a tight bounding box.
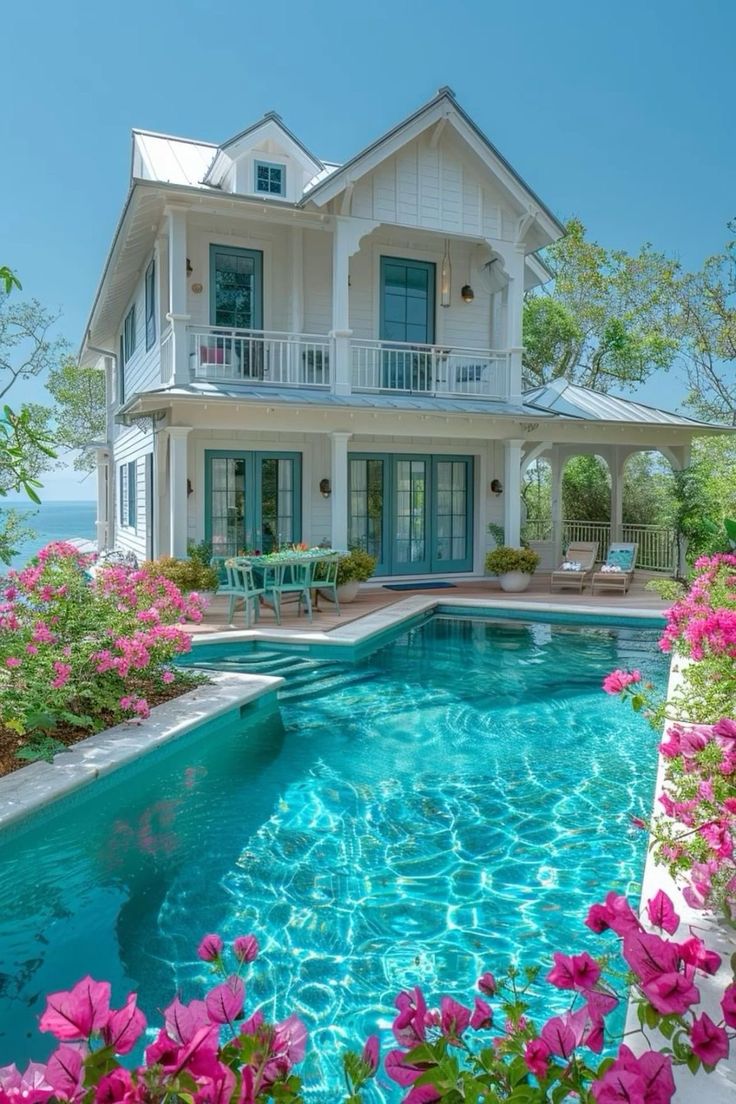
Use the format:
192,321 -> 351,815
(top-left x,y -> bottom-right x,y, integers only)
191,282 -> 203,294
490,479 -> 503,496
461,284 -> 475,303
186,258 -> 193,277
440,239 -> 452,307
319,478 -> 332,498
187,478 -> 194,497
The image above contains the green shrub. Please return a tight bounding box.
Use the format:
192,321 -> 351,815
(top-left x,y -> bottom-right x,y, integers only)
485,545 -> 540,575
337,549 -> 377,584
644,577 -> 687,602
144,555 -> 219,592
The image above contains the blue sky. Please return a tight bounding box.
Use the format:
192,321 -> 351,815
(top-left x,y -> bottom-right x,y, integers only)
2,0 -> 734,499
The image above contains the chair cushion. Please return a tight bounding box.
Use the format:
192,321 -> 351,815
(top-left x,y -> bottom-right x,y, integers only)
200,344 -> 226,364
607,549 -> 634,571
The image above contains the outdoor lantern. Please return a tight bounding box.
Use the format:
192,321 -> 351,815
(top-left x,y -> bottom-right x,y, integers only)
319,478 -> 332,498
440,239 -> 452,307
490,479 -> 503,495
461,284 -> 475,302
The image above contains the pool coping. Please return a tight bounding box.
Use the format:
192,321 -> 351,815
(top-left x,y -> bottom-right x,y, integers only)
626,660 -> 736,1101
0,671 -> 283,832
189,595 -> 667,652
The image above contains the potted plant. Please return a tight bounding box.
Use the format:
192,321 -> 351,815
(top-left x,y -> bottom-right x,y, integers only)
318,548 -> 377,604
484,545 -> 539,593
143,554 -> 220,601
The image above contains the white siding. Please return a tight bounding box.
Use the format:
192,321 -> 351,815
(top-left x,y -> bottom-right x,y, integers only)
302,229 -> 332,334
118,265 -> 161,400
347,128 -> 512,239
113,424 -> 153,562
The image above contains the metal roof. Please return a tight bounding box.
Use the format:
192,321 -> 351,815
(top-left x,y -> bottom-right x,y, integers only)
132,131 -> 217,187
523,378 -> 719,428
133,382 -> 544,417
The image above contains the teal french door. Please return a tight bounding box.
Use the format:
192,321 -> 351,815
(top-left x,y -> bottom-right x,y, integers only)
380,257 -> 436,391
204,450 -> 301,557
209,245 -> 263,330
349,454 -> 474,575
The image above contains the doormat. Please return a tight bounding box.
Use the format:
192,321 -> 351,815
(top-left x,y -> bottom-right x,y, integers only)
383,581 -> 457,591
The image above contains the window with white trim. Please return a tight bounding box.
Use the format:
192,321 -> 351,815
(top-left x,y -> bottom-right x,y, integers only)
123,304 -> 137,363
119,461 -> 137,529
254,161 -> 285,196
145,260 -> 156,350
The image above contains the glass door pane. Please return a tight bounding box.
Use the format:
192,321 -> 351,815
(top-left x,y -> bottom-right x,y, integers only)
379,257 -> 435,391
210,247 -> 263,329
393,459 -> 428,572
259,458 -> 296,552
432,458 -> 473,572
349,458 -> 385,569
209,457 -> 246,558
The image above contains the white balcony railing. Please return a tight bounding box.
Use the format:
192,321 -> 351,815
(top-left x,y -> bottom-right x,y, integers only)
559,520 -> 676,573
351,339 -> 510,400
188,327 -> 331,388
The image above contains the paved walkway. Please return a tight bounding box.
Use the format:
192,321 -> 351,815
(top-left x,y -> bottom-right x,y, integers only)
190,572 -> 670,640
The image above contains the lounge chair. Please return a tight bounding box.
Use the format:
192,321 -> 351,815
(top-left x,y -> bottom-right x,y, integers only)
549,542 -> 599,592
590,543 -> 638,595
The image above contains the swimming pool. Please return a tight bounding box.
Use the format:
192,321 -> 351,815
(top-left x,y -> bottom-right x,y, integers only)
0,614 -> 668,1096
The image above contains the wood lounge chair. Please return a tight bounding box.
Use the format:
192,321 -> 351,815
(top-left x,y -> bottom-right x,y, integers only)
590,543 -> 638,596
550,542 -> 599,592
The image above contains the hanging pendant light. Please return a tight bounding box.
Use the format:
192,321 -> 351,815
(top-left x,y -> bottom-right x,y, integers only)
461,248 -> 475,302
440,239 -> 452,307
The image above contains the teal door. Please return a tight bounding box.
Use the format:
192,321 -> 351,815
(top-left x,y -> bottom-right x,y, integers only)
209,245 -> 263,330
379,257 -> 436,390
348,454 -> 473,575
205,451 -> 301,557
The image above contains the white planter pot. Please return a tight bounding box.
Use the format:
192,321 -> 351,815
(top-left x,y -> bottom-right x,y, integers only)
498,571 -> 532,593
319,580 -> 361,604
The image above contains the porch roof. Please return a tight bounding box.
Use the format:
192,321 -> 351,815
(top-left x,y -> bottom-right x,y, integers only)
523,378 -> 727,429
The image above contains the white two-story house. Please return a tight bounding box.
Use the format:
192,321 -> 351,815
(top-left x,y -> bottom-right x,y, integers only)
82,88 -> 720,578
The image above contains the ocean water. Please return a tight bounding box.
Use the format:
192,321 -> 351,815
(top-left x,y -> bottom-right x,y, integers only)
0,615 -> 669,1096
1,501 -> 97,568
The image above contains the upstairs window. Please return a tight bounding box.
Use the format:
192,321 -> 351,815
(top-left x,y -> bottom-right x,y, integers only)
118,334 -> 125,404
119,461 -> 137,529
254,161 -> 285,197
145,260 -> 156,350
123,304 -> 137,363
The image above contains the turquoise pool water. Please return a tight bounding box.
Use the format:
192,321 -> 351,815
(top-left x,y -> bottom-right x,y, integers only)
0,615 -> 668,1097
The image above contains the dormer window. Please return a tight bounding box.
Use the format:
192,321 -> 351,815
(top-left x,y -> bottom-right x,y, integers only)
254,161 -> 286,196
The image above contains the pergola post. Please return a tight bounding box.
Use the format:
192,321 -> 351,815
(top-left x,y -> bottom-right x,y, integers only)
503,438 -> 524,547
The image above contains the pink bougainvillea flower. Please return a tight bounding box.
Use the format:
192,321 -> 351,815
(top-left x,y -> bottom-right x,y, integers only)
272,1014 -> 308,1064
591,1045 -> 675,1104
547,951 -> 601,990
622,930 -> 679,984
361,1034 -> 379,1073
204,976 -> 244,1025
477,971 -> 496,996
642,969 -> 700,1016
602,669 -> 641,695
392,987 -> 427,1047
645,890 -> 680,935
384,1049 -> 425,1087
0,1061 -> 54,1104
440,996 -> 471,1042
540,1014 -> 578,1059
470,997 -> 493,1030
404,1085 -> 441,1104
585,892 -> 641,936
39,977 -> 111,1040
677,935 -> 721,975
233,935 -> 258,964
163,998 -> 214,1049
5,656 -> 21,669
721,982 -> 736,1027
197,933 -> 223,963
523,1037 -> 550,1079
94,1067 -> 142,1103
689,1011 -> 729,1066
102,992 -> 147,1055
45,1047 -> 85,1100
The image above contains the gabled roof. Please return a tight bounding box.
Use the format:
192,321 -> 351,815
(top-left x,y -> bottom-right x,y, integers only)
523,378 -> 722,428
203,111 -> 324,188
301,86 -> 565,247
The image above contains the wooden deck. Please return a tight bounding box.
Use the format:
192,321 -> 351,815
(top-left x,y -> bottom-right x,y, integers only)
189,572 -> 670,640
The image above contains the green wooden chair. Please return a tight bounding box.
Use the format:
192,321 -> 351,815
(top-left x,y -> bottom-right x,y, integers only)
314,552 -> 342,614
272,558 -> 317,622
220,558 -> 277,627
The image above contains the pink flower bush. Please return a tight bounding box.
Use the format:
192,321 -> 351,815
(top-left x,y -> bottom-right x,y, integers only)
0,543 -> 204,759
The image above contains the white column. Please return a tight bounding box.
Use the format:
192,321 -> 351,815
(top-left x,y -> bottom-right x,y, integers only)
166,207 -> 190,386
610,447 -> 624,544
503,438 -> 524,548
670,443 -> 691,577
289,227 -> 304,333
550,446 -> 564,562
167,427 -> 192,558
506,245 -> 526,404
331,219 -> 353,396
95,448 -> 110,551
329,431 -> 352,550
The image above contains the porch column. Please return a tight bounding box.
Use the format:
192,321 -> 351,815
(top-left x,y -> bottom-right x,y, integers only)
167,427 -> 192,558
503,438 -> 524,548
331,217 -> 378,396
95,448 -> 110,551
329,431 -> 352,550
671,443 -> 691,576
610,447 -> 624,544
166,207 -> 190,387
549,446 -> 564,562
506,245 -> 526,405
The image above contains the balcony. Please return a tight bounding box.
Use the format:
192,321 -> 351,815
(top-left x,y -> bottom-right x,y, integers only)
188,327 -> 331,388
185,326 -> 511,401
